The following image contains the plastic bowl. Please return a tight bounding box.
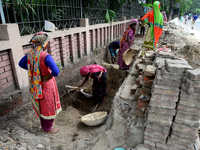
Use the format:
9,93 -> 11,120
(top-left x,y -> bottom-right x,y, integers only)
81,111 -> 107,126
80,89 -> 93,98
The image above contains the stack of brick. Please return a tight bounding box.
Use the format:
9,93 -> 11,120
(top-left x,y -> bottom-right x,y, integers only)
144,59 -> 193,150
135,65 -> 156,119
167,68 -> 200,150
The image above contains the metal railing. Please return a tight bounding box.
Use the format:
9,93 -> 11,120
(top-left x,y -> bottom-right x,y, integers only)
0,0 -> 143,35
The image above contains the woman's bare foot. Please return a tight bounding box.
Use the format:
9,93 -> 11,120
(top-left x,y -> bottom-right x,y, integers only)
45,128 -> 60,134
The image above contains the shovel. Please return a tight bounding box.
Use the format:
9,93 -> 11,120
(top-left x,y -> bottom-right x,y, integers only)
65,85 -> 87,95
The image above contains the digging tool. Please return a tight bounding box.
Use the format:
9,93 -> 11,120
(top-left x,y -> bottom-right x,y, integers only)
65,85 -> 87,95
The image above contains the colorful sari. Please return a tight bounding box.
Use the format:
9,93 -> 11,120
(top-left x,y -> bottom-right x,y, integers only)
141,1 -> 163,55
118,19 -> 138,70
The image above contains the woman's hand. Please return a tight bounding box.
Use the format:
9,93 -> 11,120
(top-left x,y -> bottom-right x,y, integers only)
42,73 -> 52,82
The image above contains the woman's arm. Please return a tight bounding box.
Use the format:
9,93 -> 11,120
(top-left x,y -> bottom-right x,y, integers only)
45,55 -> 59,77
127,36 -> 131,48
18,54 -> 28,70
79,76 -> 89,87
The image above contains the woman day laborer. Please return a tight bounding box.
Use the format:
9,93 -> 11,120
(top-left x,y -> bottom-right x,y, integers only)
19,31 -> 61,134
78,65 -> 107,110
140,1 -> 163,56
108,41 -> 120,64
118,19 -> 138,70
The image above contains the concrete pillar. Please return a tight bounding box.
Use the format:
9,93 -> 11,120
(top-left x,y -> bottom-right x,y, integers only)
0,24 -> 28,89
122,16 -> 126,21
80,18 -> 90,55
111,24 -> 113,41
130,16 -> 134,19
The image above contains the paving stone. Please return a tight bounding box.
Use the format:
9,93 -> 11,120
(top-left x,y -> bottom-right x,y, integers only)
180,90 -> 200,100
151,93 -> 178,102
130,84 -> 138,94
154,58 -> 166,69
176,110 -> 200,121
136,117 -> 145,129
181,83 -> 194,94
172,122 -> 198,133
170,134 -> 199,146
144,140 -> 156,150
152,84 -> 179,96
185,68 -> 200,81
156,143 -> 169,150
171,130 -> 198,141
160,68 -> 183,80
136,63 -> 146,72
125,74 -> 136,85
140,86 -> 151,96
194,87 -> 200,93
146,122 -> 170,134
167,138 -> 195,150
149,105 -> 176,116
185,77 -> 194,88
165,61 -> 193,73
149,98 -> 176,109
144,133 -> 166,144
158,51 -> 174,58
155,74 -> 181,87
145,127 -> 169,139
130,68 -> 139,76
177,103 -> 200,114
174,117 -> 200,128
147,112 -> 173,127
179,98 -> 200,109
134,88 -> 141,101
144,65 -> 156,77
165,59 -> 188,65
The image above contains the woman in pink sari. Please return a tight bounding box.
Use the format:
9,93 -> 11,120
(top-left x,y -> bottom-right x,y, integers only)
118,19 -> 138,70
79,65 -> 107,109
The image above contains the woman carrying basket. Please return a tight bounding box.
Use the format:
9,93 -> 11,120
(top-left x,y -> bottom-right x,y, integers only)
117,19 -> 138,70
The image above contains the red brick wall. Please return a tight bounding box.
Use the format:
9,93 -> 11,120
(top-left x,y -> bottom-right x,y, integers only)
23,44 -> 32,55
81,32 -> 86,55
0,50 -> 16,95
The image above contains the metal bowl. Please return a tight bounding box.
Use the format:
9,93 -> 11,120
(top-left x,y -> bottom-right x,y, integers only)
80,89 -> 93,98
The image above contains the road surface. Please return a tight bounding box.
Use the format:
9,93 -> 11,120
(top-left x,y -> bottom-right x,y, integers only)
183,18 -> 200,32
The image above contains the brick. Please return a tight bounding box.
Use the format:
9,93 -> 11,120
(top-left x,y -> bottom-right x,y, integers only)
185,77 -> 194,88
144,75 -> 154,82
143,80 -> 153,88
149,105 -> 176,116
172,123 -> 198,134
136,105 -> 147,114
7,75 -> 14,82
147,122 -> 170,134
144,140 -> 156,150
0,60 -> 11,67
181,83 -> 194,94
167,138 -> 195,150
170,134 -> 199,146
158,51 -> 174,58
151,93 -> 178,102
155,74 -> 181,87
165,60 -> 193,73
2,80 -> 15,89
135,109 -> 144,118
177,104 -> 200,114
176,110 -> 200,122
180,90 -> 200,100
144,59 -> 153,65
179,98 -> 200,108
2,55 -> 9,61
185,68 -> 200,81
140,86 -> 151,96
145,127 -> 169,139
147,112 -> 173,127
174,117 -> 200,128
0,70 -> 13,79
149,98 -> 176,109
152,84 -> 179,96
144,133 -> 166,144
156,143 -> 170,150
0,68 -> 4,74
138,94 -> 150,103
160,68 -> 183,80
154,58 -> 166,69
138,101 -> 149,107
144,65 -> 156,77
130,84 -> 137,94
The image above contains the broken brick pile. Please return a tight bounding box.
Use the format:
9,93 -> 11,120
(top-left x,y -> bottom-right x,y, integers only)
167,68 -> 200,150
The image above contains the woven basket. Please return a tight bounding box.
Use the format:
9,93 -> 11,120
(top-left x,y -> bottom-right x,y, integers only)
81,111 -> 107,126
122,48 -> 134,65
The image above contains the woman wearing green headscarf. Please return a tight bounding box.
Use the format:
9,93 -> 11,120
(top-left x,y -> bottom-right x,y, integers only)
140,1 -> 163,56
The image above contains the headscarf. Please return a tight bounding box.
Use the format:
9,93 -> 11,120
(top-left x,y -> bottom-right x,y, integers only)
80,65 -> 107,76
141,1 -> 163,48
120,19 -> 138,48
27,31 -> 48,116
